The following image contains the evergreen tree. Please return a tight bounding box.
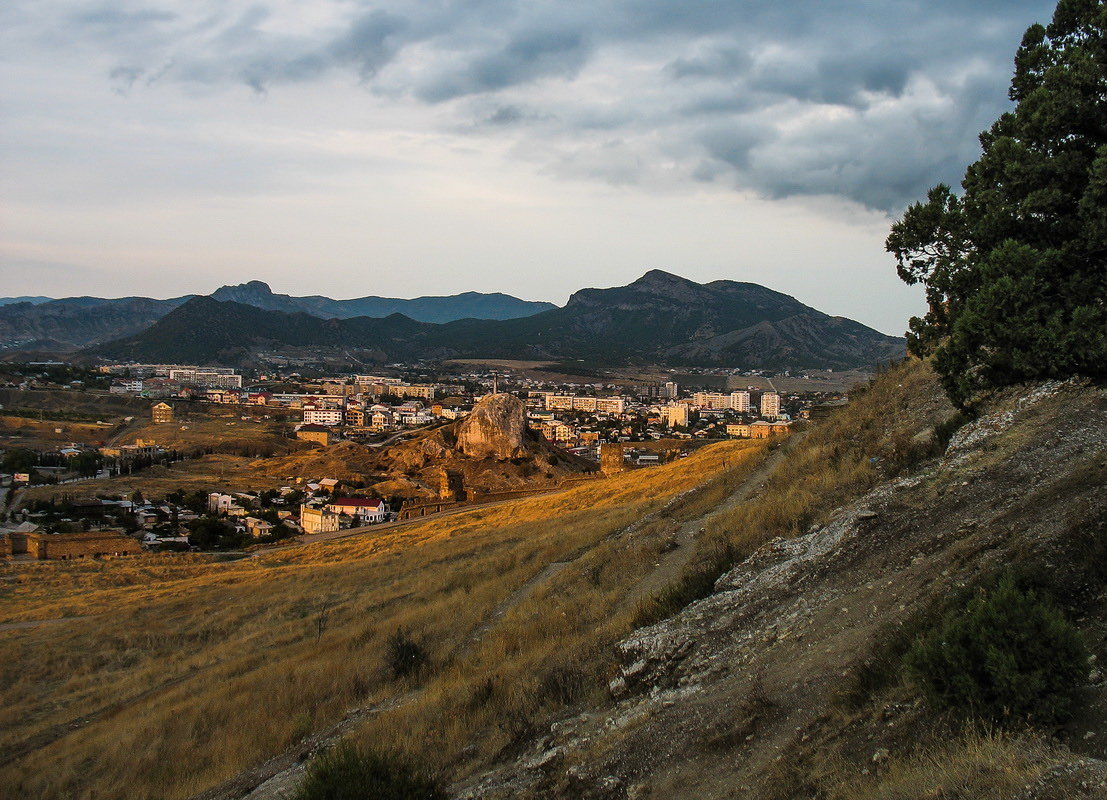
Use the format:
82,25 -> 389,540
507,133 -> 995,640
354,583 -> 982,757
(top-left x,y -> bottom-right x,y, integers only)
887,0 -> 1107,406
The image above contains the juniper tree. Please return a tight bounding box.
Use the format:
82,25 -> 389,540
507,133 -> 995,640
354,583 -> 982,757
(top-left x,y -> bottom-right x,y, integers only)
887,0 -> 1107,406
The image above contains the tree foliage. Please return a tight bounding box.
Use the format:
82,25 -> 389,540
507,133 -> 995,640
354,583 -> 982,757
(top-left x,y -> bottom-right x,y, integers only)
905,574 -> 1088,724
888,0 -> 1107,406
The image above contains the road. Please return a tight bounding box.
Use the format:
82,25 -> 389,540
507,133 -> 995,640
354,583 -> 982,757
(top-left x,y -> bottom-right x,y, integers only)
261,487 -> 565,550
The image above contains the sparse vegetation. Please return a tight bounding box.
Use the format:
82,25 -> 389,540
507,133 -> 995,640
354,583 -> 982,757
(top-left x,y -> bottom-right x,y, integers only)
386,629 -> 429,680
639,358 -> 956,625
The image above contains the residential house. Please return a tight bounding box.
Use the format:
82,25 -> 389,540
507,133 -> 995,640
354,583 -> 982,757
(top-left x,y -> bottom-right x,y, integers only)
325,498 -> 388,524
300,505 -> 340,534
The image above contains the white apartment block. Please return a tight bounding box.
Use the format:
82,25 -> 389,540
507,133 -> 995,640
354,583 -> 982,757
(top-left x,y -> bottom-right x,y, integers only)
110,380 -> 145,394
760,392 -> 782,418
692,391 -> 751,411
169,369 -> 243,388
544,395 -> 625,414
303,407 -> 344,426
354,375 -> 402,386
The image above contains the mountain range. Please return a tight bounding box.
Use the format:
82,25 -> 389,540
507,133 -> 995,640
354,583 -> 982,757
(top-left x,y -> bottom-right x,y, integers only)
0,284 -> 553,352
210,280 -> 555,322
92,270 -> 905,370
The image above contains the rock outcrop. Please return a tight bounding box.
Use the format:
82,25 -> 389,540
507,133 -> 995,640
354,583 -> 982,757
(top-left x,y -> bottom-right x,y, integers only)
456,393 -> 530,460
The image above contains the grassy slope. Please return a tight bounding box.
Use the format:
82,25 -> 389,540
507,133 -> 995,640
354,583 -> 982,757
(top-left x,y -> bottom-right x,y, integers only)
0,437 -> 769,799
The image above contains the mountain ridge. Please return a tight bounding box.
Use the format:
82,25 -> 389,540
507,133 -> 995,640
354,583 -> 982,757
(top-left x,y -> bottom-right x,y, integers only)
91,271 -> 905,370
0,284 -> 555,352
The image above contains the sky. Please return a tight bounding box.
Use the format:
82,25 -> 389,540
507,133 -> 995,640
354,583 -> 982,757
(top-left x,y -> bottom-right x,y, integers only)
0,1 -> 1057,335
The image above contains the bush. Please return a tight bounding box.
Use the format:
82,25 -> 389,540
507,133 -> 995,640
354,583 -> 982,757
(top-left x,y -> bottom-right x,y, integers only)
905,573 -> 1088,724
294,742 -> 445,800
386,628 -> 428,680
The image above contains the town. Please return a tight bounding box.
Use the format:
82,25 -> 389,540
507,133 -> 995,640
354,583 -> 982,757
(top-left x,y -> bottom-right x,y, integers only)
0,358 -> 836,559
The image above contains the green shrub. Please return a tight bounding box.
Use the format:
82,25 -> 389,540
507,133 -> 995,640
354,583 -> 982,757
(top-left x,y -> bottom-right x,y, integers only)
385,628 -> 428,680
294,742 -> 445,800
905,574 -> 1088,724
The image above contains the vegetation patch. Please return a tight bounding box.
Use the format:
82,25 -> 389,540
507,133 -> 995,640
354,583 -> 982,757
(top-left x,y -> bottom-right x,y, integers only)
905,573 -> 1088,725
294,742 -> 445,800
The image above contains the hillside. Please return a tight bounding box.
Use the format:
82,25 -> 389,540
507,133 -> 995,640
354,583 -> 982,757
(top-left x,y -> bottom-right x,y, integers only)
0,296 -> 191,352
92,296 -> 429,365
93,271 -> 905,370
431,270 -> 905,368
5,361 -> 1103,800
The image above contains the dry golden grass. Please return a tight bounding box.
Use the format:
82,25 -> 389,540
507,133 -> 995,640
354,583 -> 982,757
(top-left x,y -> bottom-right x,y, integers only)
0,415 -> 119,448
631,359 -> 956,625
816,729 -> 1063,800
0,437 -> 767,799
17,454 -> 285,505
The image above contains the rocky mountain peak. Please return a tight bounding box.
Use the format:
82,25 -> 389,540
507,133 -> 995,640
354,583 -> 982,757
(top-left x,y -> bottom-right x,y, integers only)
455,393 -> 530,460
211,281 -> 276,302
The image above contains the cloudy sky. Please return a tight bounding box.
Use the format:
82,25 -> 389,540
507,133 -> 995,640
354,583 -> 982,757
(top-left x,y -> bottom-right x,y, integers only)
0,1 -> 1056,334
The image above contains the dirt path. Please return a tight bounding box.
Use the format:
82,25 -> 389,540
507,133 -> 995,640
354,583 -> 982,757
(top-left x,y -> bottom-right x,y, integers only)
617,433 -> 804,614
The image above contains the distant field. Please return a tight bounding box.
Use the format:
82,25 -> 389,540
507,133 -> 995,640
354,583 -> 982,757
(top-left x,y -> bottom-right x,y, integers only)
18,454 -> 286,502
118,414 -> 303,456
0,415 -> 122,449
726,369 -> 872,393
0,388 -> 149,417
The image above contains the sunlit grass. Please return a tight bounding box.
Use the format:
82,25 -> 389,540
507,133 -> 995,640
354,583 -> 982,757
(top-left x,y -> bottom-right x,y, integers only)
0,438 -> 766,799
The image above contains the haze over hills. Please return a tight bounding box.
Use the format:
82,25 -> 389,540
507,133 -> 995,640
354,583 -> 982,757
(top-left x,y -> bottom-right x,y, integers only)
93,270 -> 905,370
0,285 -> 555,352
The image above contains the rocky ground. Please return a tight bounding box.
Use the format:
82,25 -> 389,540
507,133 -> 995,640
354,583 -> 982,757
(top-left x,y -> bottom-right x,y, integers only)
452,379 -> 1107,799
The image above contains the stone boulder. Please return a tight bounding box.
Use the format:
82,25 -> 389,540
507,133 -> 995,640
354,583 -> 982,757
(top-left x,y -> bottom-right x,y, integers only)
456,393 -> 530,460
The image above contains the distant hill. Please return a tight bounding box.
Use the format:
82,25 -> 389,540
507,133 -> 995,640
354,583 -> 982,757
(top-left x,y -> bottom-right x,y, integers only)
93,296 -> 427,365
426,270 -> 906,368
0,296 -> 51,306
0,284 -> 554,353
210,280 -> 556,322
0,296 -> 193,352
93,271 -> 905,370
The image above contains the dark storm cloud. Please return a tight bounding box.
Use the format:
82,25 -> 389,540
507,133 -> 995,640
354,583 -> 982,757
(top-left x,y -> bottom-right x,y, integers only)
10,0 -> 1060,211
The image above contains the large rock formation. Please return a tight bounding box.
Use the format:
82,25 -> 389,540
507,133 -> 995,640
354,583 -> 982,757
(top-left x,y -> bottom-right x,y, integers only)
456,393 -> 530,460
254,392 -> 591,500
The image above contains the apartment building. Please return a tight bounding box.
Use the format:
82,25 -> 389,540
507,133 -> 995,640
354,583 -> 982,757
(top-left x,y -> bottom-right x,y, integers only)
692,391 -> 751,411
760,392 -> 782,419
660,403 -> 690,428
168,368 -> 243,388
544,394 -> 626,414
303,406 -> 344,426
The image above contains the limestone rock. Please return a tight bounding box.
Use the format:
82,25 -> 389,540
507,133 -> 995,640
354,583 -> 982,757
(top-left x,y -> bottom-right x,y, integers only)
456,393 -> 531,460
